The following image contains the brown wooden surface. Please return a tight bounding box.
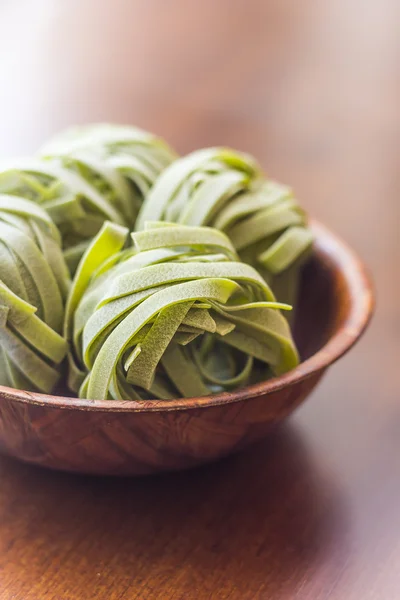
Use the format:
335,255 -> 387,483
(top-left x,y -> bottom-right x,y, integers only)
0,0 -> 397,598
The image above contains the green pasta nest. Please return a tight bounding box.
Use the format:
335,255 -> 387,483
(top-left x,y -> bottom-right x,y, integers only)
137,147 -> 313,305
0,123 -> 313,400
65,222 -> 299,400
0,194 -> 70,392
0,124 -> 176,274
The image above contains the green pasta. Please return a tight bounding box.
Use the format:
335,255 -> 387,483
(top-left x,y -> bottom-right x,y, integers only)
0,125 -> 176,274
137,147 -> 313,306
41,123 -> 177,221
0,194 -> 70,393
67,221 -> 299,401
0,125 -> 312,401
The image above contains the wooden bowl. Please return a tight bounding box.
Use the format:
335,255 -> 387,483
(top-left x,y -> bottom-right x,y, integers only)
0,221 -> 374,475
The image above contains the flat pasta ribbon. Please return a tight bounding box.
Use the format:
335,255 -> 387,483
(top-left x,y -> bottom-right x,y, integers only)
67,221 -> 299,401
0,194 -> 70,393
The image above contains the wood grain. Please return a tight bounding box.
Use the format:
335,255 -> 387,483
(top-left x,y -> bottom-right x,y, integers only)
0,0 -> 398,598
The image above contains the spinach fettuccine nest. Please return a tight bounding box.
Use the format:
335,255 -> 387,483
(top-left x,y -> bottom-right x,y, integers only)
0,194 -> 70,393
137,147 -> 313,305
66,222 -> 299,401
0,124 -> 176,274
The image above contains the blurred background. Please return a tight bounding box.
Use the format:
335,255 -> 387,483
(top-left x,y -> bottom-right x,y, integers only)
0,0 -> 397,296
0,1 -> 399,599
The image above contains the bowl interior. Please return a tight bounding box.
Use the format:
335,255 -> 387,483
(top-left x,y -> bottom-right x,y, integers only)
294,253 -> 338,361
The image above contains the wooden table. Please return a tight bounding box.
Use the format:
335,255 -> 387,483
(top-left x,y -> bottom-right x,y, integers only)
0,1 -> 398,598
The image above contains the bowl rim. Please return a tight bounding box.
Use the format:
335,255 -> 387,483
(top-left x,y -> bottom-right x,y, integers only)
0,219 -> 374,413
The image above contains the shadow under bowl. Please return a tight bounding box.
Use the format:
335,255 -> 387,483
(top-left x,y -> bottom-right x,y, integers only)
0,220 -> 374,475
